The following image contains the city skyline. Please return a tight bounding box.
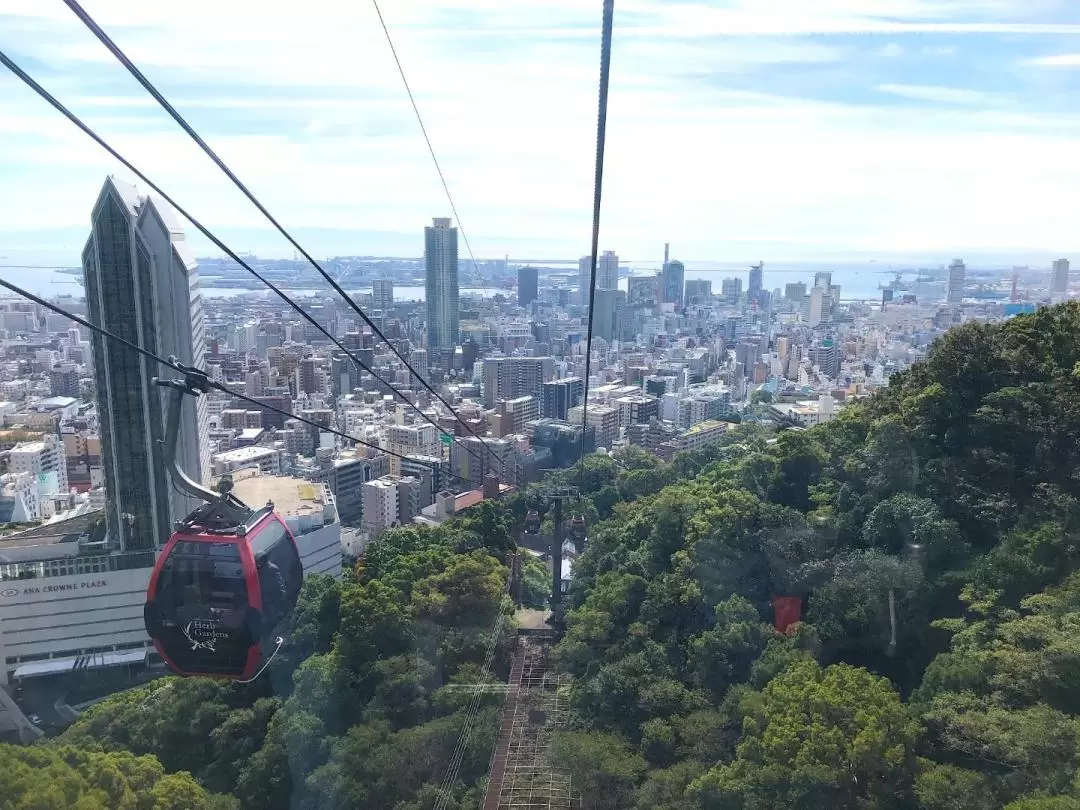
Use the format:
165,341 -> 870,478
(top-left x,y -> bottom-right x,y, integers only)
5,2 -> 1080,262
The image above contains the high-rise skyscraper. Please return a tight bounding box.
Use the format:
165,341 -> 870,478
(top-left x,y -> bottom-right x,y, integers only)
1052,258 -> 1070,298
518,266 -> 538,310
372,278 -> 394,312
425,217 -> 459,352
721,277 -> 743,305
597,250 -> 620,291
578,256 -> 592,306
947,259 -> 966,306
662,259 -> 685,306
82,176 -> 209,551
749,262 -> 764,295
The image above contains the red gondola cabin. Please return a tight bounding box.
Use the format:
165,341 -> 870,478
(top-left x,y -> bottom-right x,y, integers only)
143,506 -> 303,680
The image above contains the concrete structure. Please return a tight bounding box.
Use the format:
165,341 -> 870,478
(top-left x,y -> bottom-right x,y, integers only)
210,445 -> 282,477
721,277 -> 742,305
384,423 -> 440,476
662,259 -> 685,306
330,454 -> 389,525
361,476 -> 420,539
947,258 -> 966,306
425,217 -> 460,352
657,419 -> 729,461
1052,258 -> 1070,298
596,250 -> 619,291
372,279 -> 394,312
684,279 -> 712,306
518,266 -> 538,310
8,437 -> 68,495
541,377 -> 583,420
567,404 -> 620,450
82,176 -> 209,552
496,396 -> 539,435
770,394 -> 839,427
482,358 -> 552,408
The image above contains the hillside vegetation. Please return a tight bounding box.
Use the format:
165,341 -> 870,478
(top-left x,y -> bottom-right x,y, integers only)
6,304 -> 1080,808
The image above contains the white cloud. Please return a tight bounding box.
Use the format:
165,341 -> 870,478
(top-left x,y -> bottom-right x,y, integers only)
880,42 -> 906,57
876,83 -> 1012,105
1,0 -> 1079,259
1025,53 -> 1080,66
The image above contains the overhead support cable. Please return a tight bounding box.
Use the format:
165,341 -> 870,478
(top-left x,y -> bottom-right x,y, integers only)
61,0 -> 504,477
578,0 -> 616,490
0,47 -> 487,469
370,0 -> 488,293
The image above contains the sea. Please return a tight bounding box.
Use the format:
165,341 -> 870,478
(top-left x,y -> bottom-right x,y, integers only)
0,260 -> 918,304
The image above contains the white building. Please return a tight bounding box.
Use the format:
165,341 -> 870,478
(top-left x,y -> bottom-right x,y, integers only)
362,478 -> 400,539
211,446 -> 282,477
384,423 -> 439,476
8,436 -> 68,494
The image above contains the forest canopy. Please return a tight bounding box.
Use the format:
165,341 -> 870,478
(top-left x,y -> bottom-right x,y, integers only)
7,304 -> 1080,808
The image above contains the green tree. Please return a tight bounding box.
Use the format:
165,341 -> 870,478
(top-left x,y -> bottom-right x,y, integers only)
689,660 -> 918,809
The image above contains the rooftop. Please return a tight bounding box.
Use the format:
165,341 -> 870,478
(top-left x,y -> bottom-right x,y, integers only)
213,445 -> 278,462
232,474 -> 330,520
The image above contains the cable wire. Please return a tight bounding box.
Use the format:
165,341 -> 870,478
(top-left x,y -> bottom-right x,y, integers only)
0,277 -> 486,490
61,0 -> 504,477
578,0 -> 616,490
0,47 -> 487,471
369,0 -> 488,295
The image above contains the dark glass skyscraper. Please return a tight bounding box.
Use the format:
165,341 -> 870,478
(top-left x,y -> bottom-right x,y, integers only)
82,176 -> 208,552
518,266 -> 538,310
425,217 -> 459,352
662,259 -> 685,306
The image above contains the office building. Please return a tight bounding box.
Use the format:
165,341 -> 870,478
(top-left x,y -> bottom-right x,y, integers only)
593,289 -> 626,342
82,176 -> 209,551
8,438 -> 67,494
662,259 -> 685,306
401,455 -> 446,508
814,271 -> 832,291
482,357 -> 552,407
684,279 -> 712,306
785,282 -> 807,302
496,396 -> 539,435
384,423 -> 440,476
518,266 -> 538,310
425,217 -> 459,351
627,274 -> 662,306
530,419 -> 594,469
597,250 -> 620,291
330,454 -> 389,525
807,287 -> 825,327
809,339 -> 841,379
947,259 -> 966,306
721,277 -> 742,306
567,404 -> 620,450
578,256 -> 592,305
48,365 -> 80,399
749,262 -> 764,296
362,476 -> 421,540
542,377 -> 584,420
372,279 -> 394,312
1052,258 -> 1070,298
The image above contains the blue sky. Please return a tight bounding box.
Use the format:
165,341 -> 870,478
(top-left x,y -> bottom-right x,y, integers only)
2,0 -> 1080,265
